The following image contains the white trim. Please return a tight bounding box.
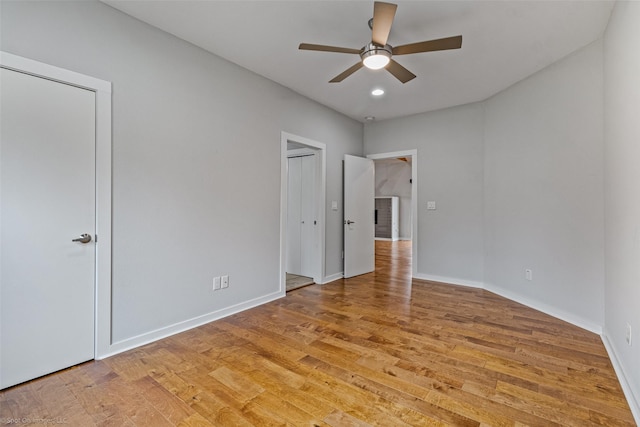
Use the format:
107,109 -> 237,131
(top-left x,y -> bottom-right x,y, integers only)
287,147 -> 316,158
413,273 -> 603,332
101,291 -> 283,359
366,149 -> 418,277
601,331 -> 640,424
484,282 -> 602,334
280,132 -> 327,290
413,273 -> 484,289
0,52 -> 111,93
1,51 -> 112,360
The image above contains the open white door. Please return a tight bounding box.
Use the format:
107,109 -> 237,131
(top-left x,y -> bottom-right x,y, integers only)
344,155 -> 375,278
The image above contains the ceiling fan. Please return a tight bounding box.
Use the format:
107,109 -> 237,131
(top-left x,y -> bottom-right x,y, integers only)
299,1 -> 462,84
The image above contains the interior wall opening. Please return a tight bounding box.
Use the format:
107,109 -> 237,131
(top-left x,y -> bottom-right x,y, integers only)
367,150 -> 418,278
280,132 -> 327,293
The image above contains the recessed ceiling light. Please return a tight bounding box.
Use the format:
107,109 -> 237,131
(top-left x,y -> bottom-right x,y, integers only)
371,89 -> 385,96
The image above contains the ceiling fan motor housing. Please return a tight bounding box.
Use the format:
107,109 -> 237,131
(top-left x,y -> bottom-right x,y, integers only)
361,43 -> 393,69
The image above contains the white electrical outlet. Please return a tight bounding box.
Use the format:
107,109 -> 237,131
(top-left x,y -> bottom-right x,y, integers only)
525,269 -> 533,281
221,275 -> 229,289
626,323 -> 632,346
213,276 -> 221,291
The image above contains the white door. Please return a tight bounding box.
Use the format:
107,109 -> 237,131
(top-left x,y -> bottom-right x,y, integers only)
299,155 -> 315,276
286,156 -> 303,275
1,68 -> 96,389
344,155 -> 375,278
286,155 -> 315,277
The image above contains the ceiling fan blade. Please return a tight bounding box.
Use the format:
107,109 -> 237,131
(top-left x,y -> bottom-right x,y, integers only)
299,43 -> 362,55
392,35 -> 462,56
386,59 -> 416,84
329,62 -> 364,83
371,2 -> 397,47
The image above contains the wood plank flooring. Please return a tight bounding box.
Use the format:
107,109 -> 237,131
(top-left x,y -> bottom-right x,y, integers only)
1,241 -> 635,426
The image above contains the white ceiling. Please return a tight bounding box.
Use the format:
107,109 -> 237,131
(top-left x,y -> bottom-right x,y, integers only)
103,0 -> 614,122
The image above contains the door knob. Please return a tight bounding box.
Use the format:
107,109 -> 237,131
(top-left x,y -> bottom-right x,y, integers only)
72,233 -> 92,244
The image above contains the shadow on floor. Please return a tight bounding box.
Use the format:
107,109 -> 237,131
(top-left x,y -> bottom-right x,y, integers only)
286,273 -> 314,292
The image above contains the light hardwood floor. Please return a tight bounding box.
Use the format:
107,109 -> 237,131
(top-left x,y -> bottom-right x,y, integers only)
1,241 -> 635,426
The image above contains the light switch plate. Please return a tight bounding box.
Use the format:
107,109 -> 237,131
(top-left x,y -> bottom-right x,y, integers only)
331,201 -> 338,211
427,201 -> 436,210
525,269 -> 533,281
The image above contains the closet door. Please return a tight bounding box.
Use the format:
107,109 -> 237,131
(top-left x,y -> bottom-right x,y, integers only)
300,155 -> 315,276
287,157 -> 302,275
287,154 -> 316,277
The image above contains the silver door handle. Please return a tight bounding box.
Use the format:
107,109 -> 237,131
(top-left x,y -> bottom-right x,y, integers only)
72,233 -> 92,244
345,220 -> 355,225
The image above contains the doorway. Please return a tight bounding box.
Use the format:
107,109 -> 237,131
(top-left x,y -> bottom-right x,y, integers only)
287,149 -> 316,290
373,157 -> 412,242
367,150 -> 418,277
280,132 -> 326,292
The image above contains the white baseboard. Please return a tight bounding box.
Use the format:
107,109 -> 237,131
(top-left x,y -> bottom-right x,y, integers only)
602,331 -> 640,424
412,272 -> 484,289
412,274 -> 601,334
321,272 -> 344,284
98,290 -> 284,359
484,283 -> 602,335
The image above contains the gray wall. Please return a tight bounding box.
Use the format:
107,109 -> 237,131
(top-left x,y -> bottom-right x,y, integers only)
484,40 -> 605,330
364,103 -> 485,286
364,41 -> 604,330
0,0 -> 362,344
604,0 -> 640,413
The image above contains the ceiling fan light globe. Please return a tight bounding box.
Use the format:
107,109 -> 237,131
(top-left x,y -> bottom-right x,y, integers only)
361,43 -> 392,70
363,54 -> 390,70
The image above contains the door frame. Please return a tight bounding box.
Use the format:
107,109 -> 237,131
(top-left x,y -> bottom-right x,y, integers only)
1,51 -> 113,358
280,132 -> 326,290
367,150 -> 418,277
